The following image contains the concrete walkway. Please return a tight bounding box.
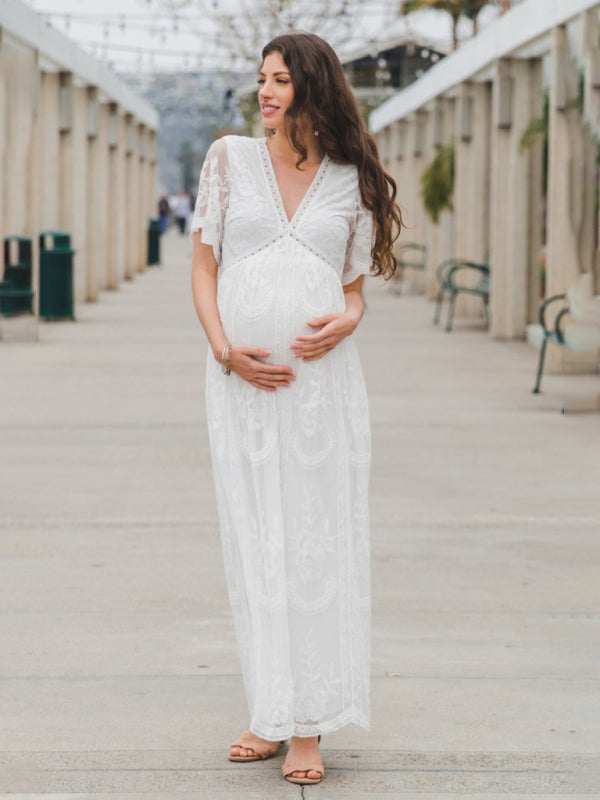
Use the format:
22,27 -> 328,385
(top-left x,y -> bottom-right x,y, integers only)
0,230 -> 598,798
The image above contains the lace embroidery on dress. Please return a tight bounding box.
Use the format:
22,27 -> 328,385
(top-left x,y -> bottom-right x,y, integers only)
258,138 -> 331,228
342,200 -> 375,285
190,137 -> 230,264
198,135 -> 372,741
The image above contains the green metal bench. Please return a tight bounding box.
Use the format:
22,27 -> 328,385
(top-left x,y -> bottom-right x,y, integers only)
391,242 -> 427,295
1,236 -> 34,316
432,258 -> 466,324
532,293 -> 570,394
0,282 -> 36,341
433,258 -> 490,332
0,283 -> 34,308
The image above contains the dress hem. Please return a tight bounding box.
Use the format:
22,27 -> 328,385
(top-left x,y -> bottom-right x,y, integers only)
249,708 -> 370,742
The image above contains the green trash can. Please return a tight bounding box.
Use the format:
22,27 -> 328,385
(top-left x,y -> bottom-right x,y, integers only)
147,218 -> 161,266
39,231 -> 75,320
1,236 -> 33,315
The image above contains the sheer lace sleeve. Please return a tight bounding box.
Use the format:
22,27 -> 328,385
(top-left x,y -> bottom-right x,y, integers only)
342,202 -> 374,285
190,137 -> 230,264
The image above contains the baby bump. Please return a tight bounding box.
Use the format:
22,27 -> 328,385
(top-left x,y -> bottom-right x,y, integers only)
217,249 -> 345,358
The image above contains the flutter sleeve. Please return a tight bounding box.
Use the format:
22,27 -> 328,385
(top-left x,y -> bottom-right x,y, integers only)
342,201 -> 375,285
189,137 -> 230,264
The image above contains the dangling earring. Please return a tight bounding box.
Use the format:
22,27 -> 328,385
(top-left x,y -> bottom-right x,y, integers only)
313,129 -> 319,136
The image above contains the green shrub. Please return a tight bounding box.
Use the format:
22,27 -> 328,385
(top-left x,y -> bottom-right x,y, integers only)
421,144 -> 455,224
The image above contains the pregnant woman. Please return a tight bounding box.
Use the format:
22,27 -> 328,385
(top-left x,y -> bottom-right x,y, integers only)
190,31 -> 402,786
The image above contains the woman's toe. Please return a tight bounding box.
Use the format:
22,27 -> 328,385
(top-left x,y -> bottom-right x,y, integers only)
230,745 -> 253,757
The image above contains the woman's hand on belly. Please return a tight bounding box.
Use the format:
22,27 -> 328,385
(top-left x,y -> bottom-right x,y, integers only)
290,310 -> 361,362
230,344 -> 296,391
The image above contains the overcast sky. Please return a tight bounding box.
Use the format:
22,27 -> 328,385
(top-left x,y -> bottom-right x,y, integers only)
24,0 -> 500,74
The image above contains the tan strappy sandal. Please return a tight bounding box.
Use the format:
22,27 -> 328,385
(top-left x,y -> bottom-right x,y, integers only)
228,731 -> 285,762
281,735 -> 324,785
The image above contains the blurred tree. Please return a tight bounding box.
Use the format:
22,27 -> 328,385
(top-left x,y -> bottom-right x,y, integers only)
463,1 -> 490,35
140,0 -> 364,70
421,143 -> 454,223
401,1 -> 464,50
400,0 -> 507,49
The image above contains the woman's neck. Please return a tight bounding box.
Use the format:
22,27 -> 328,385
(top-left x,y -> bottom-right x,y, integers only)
267,127 -> 324,165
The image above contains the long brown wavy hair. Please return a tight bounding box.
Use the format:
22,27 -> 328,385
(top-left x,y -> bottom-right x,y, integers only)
261,32 -> 403,280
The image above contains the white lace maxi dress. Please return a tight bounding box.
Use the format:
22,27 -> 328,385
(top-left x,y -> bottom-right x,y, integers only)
191,134 -> 373,740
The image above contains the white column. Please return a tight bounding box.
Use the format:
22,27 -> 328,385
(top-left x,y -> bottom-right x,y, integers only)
379,126 -> 389,170
453,81 -> 492,318
391,120 -> 409,262
137,124 -> 149,272
386,120 -> 400,177
546,24 -> 598,372
59,73 -> 89,303
87,87 -> 109,297
107,104 -> 126,288
124,114 -> 138,280
581,8 -> 600,294
388,119 -> 409,288
28,57 -> 43,338
398,117 -> 417,237
0,30 -> 6,281
424,96 -> 455,300
399,110 -> 429,293
4,40 -> 38,235
489,57 -> 543,339
0,37 -> 38,335
148,130 -> 158,230
38,71 -> 61,230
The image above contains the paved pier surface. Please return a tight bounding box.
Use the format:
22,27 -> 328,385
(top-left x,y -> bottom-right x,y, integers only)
0,231 -> 598,798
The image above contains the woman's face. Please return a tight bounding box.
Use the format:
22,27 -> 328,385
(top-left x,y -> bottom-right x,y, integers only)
258,51 -> 294,131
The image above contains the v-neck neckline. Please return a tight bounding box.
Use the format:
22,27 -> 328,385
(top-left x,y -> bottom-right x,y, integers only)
260,137 -> 330,227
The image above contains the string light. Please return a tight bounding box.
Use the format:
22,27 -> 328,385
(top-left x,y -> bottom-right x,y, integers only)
40,1 -> 452,75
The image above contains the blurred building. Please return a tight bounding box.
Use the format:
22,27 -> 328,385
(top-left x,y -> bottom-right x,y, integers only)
0,0 -> 158,308
244,33 -> 447,137
341,34 -> 447,114
122,71 -> 249,196
370,0 -> 600,376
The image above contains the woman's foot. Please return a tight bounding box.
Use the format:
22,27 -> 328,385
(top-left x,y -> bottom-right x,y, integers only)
229,730 -> 283,762
282,735 -> 324,784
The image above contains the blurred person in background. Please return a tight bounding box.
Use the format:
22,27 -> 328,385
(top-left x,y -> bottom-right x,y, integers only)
173,189 -> 192,235
158,191 -> 171,234
190,31 -> 402,787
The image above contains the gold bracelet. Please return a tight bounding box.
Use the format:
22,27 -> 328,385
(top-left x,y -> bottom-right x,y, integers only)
221,342 -> 232,375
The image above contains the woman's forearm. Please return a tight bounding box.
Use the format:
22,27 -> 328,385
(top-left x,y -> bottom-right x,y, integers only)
191,263 -> 228,362
343,288 -> 365,329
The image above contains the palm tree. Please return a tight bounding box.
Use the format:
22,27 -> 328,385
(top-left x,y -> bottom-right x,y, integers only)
463,0 -> 489,35
401,0 -> 503,48
401,0 -> 464,50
